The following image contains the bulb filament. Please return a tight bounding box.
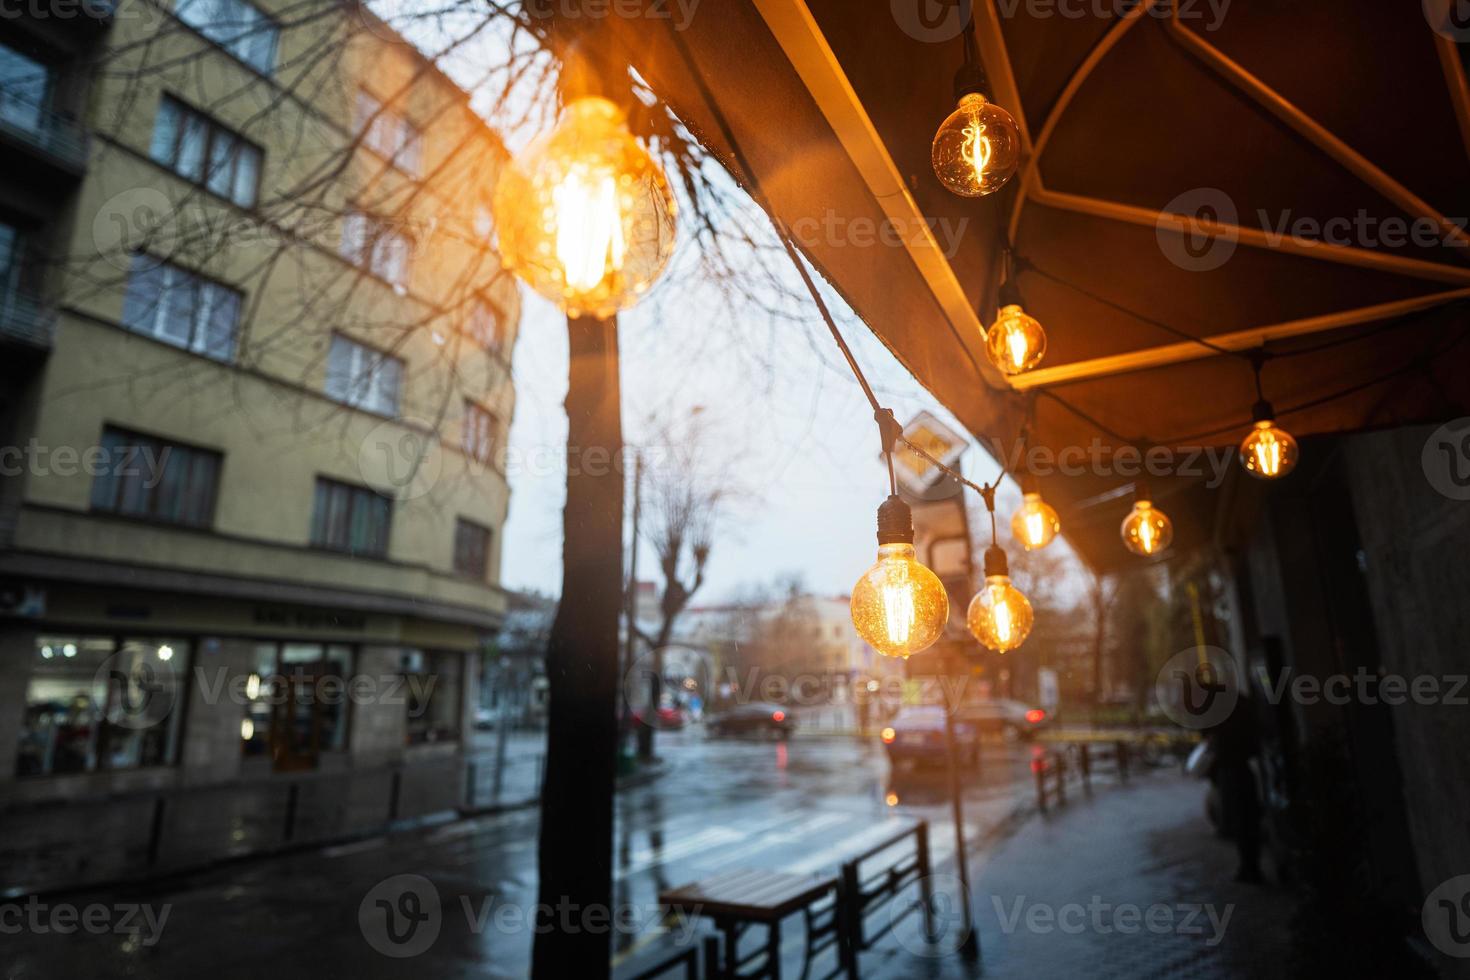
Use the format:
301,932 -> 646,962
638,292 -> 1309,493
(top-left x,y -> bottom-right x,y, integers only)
962,116 -> 992,180
1253,433 -> 1281,475
553,167 -> 625,291
1138,514 -> 1156,553
1025,511 -> 1044,547
880,566 -> 916,646
991,585 -> 1013,644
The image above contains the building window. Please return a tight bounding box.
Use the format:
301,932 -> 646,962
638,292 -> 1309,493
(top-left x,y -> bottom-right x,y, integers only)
90,426 -> 221,527
0,41 -> 51,133
325,333 -> 402,415
240,642 -> 354,770
354,90 -> 422,175
468,298 -> 502,354
340,210 -> 413,287
453,517 -> 491,579
403,650 -> 461,745
174,0 -> 279,74
16,636 -> 187,777
120,254 -> 241,362
310,477 -> 391,557
150,96 -> 262,208
461,401 -> 497,465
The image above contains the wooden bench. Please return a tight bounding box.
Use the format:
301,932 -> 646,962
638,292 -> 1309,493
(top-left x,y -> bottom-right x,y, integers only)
660,868 -> 841,980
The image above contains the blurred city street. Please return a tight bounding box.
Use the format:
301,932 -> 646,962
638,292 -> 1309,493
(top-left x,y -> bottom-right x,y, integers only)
3,729 -> 1040,978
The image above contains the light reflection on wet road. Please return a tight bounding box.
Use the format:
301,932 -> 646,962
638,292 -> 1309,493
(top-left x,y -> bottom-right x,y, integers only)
2,729 -> 1037,980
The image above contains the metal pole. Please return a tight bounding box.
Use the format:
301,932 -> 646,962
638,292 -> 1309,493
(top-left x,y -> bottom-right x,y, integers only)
942,676 -> 980,961
623,450 -> 642,745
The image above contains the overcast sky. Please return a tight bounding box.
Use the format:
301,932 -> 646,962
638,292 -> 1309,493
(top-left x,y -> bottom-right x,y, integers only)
499,263 -> 1026,605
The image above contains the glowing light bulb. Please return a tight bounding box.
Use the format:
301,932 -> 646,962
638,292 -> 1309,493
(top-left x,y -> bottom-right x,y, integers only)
493,96 -> 676,318
966,545 -> 1034,653
985,304 -> 1046,375
1121,497 -> 1174,556
240,718 -> 254,741
1239,419 -> 1298,479
931,93 -> 1021,197
1010,491 -> 1060,551
158,644 -> 174,662
850,496 -> 949,659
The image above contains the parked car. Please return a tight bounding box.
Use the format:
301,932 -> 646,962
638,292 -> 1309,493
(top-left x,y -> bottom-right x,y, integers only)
954,699 -> 1050,742
880,705 -> 979,768
632,705 -> 688,731
707,702 -> 795,739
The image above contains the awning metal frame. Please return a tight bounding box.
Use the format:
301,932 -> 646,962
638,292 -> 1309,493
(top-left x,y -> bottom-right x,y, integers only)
991,0 -> 1470,391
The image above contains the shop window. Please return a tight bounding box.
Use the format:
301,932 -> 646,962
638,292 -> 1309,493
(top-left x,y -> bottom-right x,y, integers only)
240,642 -> 353,770
403,650 -> 461,745
16,636 -> 187,777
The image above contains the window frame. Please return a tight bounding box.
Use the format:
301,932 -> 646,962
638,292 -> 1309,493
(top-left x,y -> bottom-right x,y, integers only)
452,516 -> 492,580
461,400 -> 498,466
324,332 -> 403,416
353,89 -> 423,177
173,0 -> 281,75
309,476 -> 393,558
339,209 -> 414,288
120,254 -> 243,363
150,94 -> 264,209
89,425 -> 223,529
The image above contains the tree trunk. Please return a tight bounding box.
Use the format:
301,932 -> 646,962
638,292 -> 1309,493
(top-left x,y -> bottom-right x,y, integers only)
532,314 -> 623,980
636,620 -> 673,759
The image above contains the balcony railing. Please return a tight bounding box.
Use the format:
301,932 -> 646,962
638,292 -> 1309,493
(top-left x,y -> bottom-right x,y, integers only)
0,284 -> 56,351
0,98 -> 89,174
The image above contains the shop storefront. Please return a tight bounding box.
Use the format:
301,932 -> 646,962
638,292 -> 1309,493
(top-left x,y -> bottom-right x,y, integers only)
0,580 -> 488,894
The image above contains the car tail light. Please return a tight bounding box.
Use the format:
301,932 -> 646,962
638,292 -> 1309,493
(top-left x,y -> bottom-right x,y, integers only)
1025,709 -> 1046,724
880,726 -> 896,744
772,710 -> 786,723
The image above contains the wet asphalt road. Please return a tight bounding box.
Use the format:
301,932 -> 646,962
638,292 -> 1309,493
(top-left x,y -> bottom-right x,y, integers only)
2,727 -> 1037,980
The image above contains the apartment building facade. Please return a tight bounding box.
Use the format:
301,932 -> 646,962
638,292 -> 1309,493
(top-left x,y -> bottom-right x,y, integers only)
0,0 -> 519,892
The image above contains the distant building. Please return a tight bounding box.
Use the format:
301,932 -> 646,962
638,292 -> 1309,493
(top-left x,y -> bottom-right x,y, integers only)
0,0 -> 517,891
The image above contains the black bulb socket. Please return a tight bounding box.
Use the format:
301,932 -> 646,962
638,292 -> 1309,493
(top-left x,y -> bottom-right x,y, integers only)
983,545 -> 1009,578
876,495 -> 915,546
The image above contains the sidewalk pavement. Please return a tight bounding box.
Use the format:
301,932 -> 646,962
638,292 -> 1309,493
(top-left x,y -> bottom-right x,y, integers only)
858,770 -> 1298,979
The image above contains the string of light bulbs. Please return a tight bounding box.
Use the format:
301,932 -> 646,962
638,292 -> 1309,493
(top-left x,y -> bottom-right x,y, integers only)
496,19 -> 1462,665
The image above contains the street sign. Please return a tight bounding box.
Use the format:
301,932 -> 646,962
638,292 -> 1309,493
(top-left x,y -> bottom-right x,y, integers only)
892,411 -> 967,497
